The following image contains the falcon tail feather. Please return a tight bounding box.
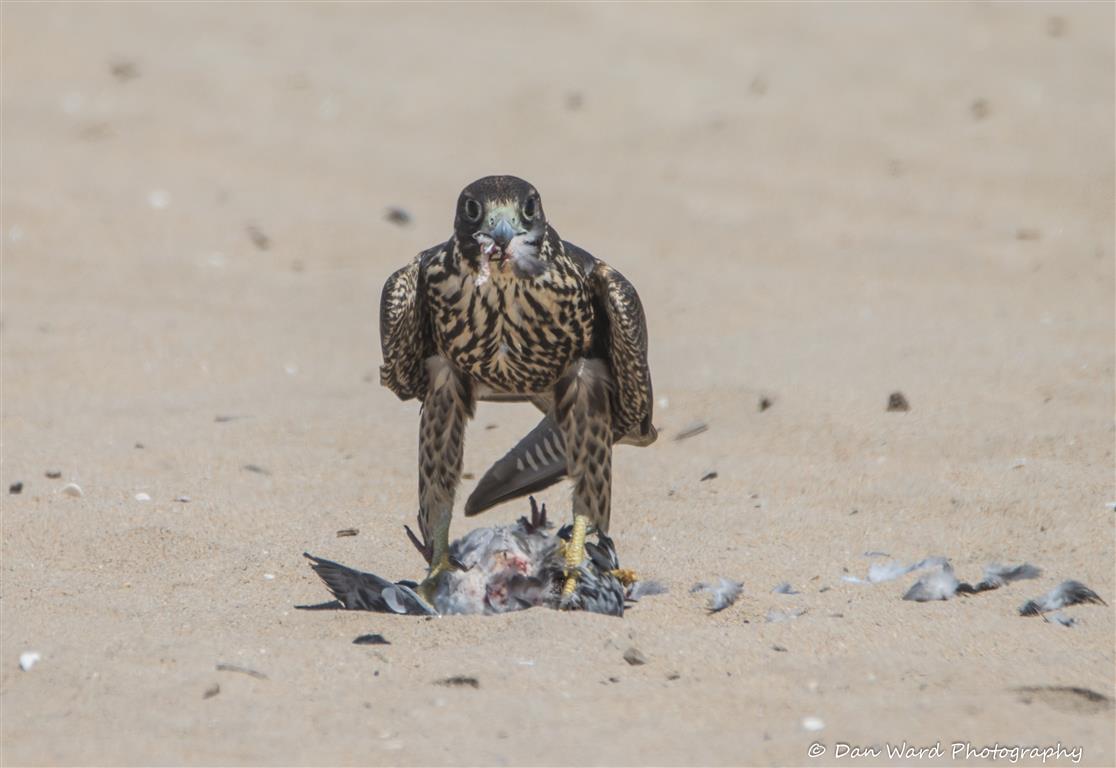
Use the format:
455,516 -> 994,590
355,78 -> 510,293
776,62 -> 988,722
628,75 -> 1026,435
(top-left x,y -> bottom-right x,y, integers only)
465,417 -> 567,517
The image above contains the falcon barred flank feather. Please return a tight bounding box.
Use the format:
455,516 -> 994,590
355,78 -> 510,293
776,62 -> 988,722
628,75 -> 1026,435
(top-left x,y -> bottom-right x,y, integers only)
378,176 -> 656,603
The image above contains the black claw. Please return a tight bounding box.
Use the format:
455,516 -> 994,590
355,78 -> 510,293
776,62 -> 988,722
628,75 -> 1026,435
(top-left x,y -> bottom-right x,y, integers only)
404,524 -> 433,564
527,495 -> 549,531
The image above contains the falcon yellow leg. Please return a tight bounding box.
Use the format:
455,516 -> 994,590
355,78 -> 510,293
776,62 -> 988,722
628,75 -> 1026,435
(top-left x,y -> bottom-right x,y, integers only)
561,514 -> 590,600
417,520 -> 454,606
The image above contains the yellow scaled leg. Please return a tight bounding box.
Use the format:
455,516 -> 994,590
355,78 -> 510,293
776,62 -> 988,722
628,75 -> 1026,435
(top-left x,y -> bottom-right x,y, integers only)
417,519 -> 456,607
561,514 -> 590,601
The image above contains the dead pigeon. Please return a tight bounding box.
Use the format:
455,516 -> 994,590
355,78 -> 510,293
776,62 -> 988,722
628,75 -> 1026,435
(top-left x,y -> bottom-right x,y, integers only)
306,498 -> 656,617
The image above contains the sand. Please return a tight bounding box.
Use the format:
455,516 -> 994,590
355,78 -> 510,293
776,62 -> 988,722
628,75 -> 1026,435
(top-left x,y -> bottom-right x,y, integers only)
2,3 -> 1113,766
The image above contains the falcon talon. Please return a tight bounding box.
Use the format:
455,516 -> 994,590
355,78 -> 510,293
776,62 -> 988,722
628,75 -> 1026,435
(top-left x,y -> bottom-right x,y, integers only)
379,175 -> 657,602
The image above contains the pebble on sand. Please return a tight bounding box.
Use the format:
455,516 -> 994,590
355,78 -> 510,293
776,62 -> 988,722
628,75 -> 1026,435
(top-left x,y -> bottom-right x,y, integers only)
623,647 -> 647,666
801,716 -> 825,732
61,483 -> 84,497
19,651 -> 41,672
135,492 -> 152,502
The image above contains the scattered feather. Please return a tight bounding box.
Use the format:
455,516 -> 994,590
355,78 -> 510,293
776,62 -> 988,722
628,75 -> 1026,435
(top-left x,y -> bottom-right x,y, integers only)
134,492 -> 151,502
215,662 -> 268,680
960,562 -> 1042,593
772,582 -> 799,595
336,528 -> 359,538
903,562 -> 960,602
691,578 -> 742,612
700,471 -> 718,482
627,580 -> 668,601
765,607 -> 806,623
1045,612 -> 1076,627
1019,581 -> 1106,616
674,421 -> 708,441
844,556 -> 948,585
862,551 -> 890,559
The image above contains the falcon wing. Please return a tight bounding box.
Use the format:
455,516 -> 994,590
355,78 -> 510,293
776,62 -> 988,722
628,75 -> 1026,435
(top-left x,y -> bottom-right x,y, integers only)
379,252 -> 433,401
587,259 -> 657,446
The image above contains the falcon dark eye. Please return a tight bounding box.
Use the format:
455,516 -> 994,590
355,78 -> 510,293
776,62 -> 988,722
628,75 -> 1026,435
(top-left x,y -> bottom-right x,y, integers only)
522,195 -> 539,221
463,198 -> 483,222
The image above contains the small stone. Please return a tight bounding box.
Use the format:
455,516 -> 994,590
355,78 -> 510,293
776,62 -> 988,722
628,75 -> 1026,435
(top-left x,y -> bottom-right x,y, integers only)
109,59 -> 140,81
759,396 -> 773,411
336,528 -> 359,537
135,492 -> 151,502
45,470 -> 62,479
203,683 -> 220,699
385,207 -> 412,226
886,391 -> 910,412
970,98 -> 990,120
263,573 -> 275,581
245,224 -> 271,250
436,675 -> 479,689
9,482 -> 23,494
802,716 -> 825,732
61,483 -> 83,497
175,496 -> 191,503
353,634 -> 390,645
700,471 -> 718,482
243,464 -> 271,475
623,647 -> 647,666
19,651 -> 41,671
772,644 -> 787,652
147,189 -> 170,210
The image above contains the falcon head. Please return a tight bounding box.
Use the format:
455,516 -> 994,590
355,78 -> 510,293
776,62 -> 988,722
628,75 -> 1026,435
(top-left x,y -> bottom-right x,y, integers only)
454,175 -> 548,279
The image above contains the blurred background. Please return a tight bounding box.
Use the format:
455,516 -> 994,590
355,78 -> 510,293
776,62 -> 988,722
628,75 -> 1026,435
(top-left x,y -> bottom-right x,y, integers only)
3,4 -> 1113,766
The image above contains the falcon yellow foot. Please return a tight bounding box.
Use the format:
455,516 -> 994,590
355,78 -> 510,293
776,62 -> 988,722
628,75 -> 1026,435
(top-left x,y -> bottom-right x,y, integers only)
417,553 -> 457,606
560,514 -> 590,604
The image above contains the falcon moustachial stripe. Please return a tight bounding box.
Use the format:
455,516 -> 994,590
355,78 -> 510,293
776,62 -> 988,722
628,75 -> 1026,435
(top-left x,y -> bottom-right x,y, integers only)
379,175 -> 656,607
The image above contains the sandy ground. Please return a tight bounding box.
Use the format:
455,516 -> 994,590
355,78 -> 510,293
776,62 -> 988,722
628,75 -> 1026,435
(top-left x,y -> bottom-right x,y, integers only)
2,3 -> 1114,766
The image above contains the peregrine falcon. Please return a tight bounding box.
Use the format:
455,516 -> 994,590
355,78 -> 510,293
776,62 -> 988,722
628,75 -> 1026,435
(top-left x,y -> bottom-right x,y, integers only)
379,175 -> 656,605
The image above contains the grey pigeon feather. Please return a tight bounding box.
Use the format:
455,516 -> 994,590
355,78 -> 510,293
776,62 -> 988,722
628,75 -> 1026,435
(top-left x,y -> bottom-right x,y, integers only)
903,562 -> 961,602
691,578 -> 742,612
1019,580 -> 1106,616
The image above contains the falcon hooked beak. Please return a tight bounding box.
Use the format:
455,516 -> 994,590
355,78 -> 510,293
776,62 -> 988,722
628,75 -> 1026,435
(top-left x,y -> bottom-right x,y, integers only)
470,201 -> 547,281
474,206 -> 526,262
